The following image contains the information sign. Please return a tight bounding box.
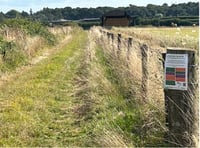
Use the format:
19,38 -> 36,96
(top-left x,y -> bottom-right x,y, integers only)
164,54 -> 188,90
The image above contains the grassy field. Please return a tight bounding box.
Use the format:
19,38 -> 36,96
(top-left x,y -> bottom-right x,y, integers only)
0,26 -> 198,147
112,27 -> 199,50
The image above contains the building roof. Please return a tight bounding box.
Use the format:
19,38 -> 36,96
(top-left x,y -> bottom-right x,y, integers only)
103,10 -> 130,18
51,19 -> 72,23
79,18 -> 100,22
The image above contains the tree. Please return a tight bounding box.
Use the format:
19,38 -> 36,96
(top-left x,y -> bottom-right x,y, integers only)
21,11 -> 29,18
146,4 -> 158,17
0,12 -> 5,22
5,10 -> 21,18
34,13 -> 48,23
30,9 -> 33,16
1,1 -> 198,26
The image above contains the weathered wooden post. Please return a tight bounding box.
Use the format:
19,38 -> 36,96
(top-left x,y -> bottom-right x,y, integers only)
127,37 -> 133,61
99,29 -> 103,42
107,32 -> 112,45
140,44 -> 149,100
102,31 -> 107,43
107,32 -> 110,40
117,33 -> 121,56
102,31 -> 106,39
110,33 -> 115,54
110,33 -> 114,43
163,48 -> 198,147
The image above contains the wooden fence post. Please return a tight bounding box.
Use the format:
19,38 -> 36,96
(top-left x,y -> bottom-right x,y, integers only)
107,32 -> 110,40
110,33 -> 115,54
127,37 -> 133,61
140,44 -> 149,100
117,34 -> 121,56
111,33 -> 114,44
163,48 -> 198,147
107,32 -> 112,45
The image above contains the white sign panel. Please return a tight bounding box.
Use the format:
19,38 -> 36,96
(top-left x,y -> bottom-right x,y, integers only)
164,54 -> 188,90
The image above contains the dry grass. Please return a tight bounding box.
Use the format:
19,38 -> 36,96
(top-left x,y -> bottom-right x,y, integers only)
0,27 -> 132,146
70,29 -> 132,146
96,129 -> 129,147
0,26 -> 72,60
48,26 -> 72,40
0,25 -> 197,146
90,26 -> 171,146
112,26 -> 199,50
0,25 -> 73,90
91,26 -> 199,147
94,26 -> 165,103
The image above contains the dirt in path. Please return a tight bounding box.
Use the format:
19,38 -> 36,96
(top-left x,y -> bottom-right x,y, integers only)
0,35 -> 71,88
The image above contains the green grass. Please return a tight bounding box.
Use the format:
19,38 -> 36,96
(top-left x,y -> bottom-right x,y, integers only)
93,46 -> 166,147
0,29 -> 88,146
0,26 -> 169,147
0,28 -> 135,147
70,44 -> 133,146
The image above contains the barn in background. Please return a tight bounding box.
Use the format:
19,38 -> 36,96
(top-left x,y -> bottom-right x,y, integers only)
101,10 -> 131,27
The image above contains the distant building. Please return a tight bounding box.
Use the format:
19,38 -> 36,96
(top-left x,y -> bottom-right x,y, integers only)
50,19 -> 72,26
101,10 -> 131,27
79,18 -> 100,22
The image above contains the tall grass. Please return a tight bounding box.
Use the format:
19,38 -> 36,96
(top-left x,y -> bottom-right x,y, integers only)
90,26 -> 167,146
0,25 -> 197,146
91,26 -> 199,147
1,19 -> 57,45
0,28 -> 87,146
112,27 -> 199,50
0,19 -> 72,72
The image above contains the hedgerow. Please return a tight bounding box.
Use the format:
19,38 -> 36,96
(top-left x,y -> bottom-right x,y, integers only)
0,18 -> 57,45
0,19 -> 58,72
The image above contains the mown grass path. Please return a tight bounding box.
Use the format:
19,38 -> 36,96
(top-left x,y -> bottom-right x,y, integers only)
0,29 -> 89,146
0,27 -> 169,147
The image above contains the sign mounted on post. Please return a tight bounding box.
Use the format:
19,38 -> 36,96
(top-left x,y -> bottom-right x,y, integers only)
164,54 -> 188,90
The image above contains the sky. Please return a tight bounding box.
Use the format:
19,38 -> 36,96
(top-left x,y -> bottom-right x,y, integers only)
0,0 -> 199,13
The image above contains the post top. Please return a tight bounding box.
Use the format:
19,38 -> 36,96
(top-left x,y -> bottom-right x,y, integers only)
167,47 -> 195,52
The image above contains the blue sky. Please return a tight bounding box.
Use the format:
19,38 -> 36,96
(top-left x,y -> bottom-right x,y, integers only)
0,0 -> 199,13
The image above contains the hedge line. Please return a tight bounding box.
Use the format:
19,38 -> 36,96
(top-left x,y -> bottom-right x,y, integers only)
134,17 -> 199,26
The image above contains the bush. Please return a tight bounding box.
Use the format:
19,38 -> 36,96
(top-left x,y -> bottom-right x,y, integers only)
0,36 -> 9,55
0,18 -> 57,45
0,38 -> 26,71
0,19 -> 57,72
2,47 -> 26,71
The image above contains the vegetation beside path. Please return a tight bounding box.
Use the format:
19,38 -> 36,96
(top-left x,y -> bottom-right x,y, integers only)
0,26 -> 169,147
0,27 -> 134,147
0,28 -> 88,146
